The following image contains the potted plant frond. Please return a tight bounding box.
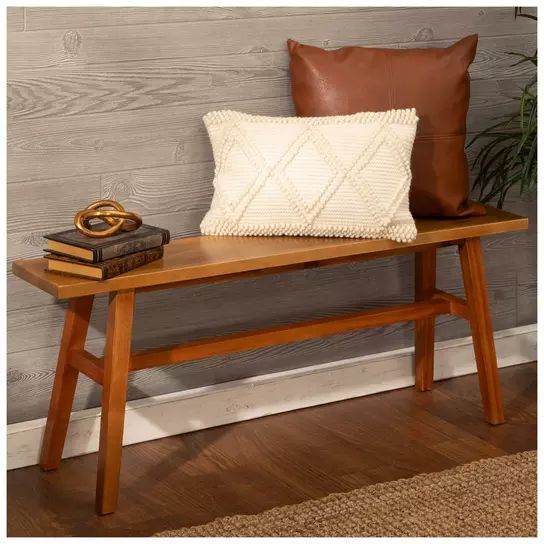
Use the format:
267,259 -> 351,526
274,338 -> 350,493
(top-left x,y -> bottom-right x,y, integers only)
468,8 -> 537,208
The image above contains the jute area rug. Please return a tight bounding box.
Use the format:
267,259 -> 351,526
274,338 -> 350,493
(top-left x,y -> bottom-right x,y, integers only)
156,450 -> 536,537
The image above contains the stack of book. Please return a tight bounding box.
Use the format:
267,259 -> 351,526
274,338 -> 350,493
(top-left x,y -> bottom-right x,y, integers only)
43,224 -> 170,280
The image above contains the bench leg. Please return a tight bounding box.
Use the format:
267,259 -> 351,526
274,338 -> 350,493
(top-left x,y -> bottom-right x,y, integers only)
414,247 -> 437,391
95,290 -> 135,515
40,295 -> 94,471
459,238 -> 505,425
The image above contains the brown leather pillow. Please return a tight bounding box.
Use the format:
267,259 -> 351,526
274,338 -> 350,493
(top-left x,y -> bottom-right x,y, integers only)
287,36 -> 485,218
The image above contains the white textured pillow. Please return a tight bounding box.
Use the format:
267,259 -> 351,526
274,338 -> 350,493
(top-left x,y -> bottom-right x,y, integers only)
200,109 -> 418,243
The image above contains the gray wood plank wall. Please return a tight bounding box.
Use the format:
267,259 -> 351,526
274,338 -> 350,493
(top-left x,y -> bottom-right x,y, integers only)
7,7 -> 537,424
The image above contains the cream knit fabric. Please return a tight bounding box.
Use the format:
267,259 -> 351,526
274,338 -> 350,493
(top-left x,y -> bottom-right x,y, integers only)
200,109 -> 418,243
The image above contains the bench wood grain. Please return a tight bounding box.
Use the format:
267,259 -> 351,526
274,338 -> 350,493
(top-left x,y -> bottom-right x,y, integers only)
11,205 -> 528,514
13,206 -> 527,299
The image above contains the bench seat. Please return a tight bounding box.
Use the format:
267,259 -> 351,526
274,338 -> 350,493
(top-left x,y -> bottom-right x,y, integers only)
13,206 -> 527,299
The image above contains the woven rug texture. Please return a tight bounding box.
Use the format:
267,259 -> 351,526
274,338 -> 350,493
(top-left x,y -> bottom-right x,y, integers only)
156,450 -> 536,537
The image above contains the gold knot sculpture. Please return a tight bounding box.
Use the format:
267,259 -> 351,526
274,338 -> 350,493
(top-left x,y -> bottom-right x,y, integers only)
74,199 -> 142,238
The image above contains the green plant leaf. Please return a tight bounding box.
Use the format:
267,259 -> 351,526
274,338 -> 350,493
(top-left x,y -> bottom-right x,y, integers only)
508,51 -> 537,66
516,12 -> 537,21
470,26 -> 537,207
515,7 -> 537,21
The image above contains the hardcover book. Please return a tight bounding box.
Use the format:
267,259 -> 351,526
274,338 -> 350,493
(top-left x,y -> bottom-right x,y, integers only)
44,224 -> 170,263
45,246 -> 164,280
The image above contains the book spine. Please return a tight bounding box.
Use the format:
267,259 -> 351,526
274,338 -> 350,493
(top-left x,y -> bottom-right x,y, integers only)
101,246 -> 164,280
98,233 -> 166,262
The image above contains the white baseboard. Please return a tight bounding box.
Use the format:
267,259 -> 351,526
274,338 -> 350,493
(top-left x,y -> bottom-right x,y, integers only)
7,324 -> 536,470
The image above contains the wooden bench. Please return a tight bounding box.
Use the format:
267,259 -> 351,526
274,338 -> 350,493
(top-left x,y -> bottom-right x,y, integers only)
12,205 -> 528,515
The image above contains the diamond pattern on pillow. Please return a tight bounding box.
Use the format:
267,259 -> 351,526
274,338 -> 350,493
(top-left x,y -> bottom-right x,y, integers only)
201,109 -> 419,243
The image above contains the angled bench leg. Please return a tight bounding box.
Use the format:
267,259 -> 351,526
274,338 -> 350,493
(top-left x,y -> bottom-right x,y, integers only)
414,247 -> 437,391
96,289 -> 135,515
40,295 -> 94,471
459,238 -> 505,425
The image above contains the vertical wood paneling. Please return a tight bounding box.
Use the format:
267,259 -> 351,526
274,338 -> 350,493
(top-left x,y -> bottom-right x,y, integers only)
7,7 -> 537,424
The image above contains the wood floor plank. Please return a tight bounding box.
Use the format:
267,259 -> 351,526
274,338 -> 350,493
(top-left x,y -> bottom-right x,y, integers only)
7,362 -> 536,537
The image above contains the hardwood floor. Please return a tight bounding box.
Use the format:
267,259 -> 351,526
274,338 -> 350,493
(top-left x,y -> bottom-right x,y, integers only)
7,362 -> 536,537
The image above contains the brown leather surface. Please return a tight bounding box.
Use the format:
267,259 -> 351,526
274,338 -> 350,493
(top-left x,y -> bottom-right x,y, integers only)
288,36 -> 485,218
